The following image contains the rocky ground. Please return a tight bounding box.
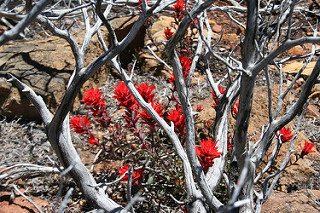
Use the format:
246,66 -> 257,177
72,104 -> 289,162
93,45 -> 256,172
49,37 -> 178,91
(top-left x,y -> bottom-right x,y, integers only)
1,1 -> 320,212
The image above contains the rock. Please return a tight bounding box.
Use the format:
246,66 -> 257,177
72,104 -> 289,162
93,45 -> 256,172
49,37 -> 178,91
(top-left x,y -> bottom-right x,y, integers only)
310,91 -> 320,99
0,188 -> 49,213
0,15 -> 146,120
294,77 -> 305,88
0,26 -> 7,35
262,190 -> 320,213
0,37 -> 75,120
266,131 -> 320,192
229,85 -> 291,136
111,16 -> 146,68
139,52 -> 164,75
149,16 -> 175,44
282,61 -> 317,77
306,31 -> 320,36
305,104 -> 320,118
222,33 -> 239,42
195,97 -> 217,124
0,37 -> 105,120
237,26 -> 245,36
302,43 -> 320,54
150,16 -> 175,36
208,19 -> 222,33
311,83 -> 320,94
288,45 -> 306,56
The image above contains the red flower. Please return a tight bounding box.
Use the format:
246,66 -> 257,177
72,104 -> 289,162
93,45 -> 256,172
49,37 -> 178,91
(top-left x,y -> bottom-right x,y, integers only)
70,115 -> 91,135
197,105 -> 203,112
212,85 -> 226,109
171,0 -> 185,15
139,102 -> 164,129
279,127 -> 293,142
233,101 -> 239,116
137,82 -> 156,103
88,134 -> 99,145
167,103 -> 185,135
168,55 -> 192,85
82,86 -> 106,115
138,0 -> 149,4
204,121 -> 213,128
118,164 -> 143,185
196,138 -> 221,171
190,18 -> 198,29
300,140 -> 316,159
227,135 -> 233,150
164,27 -> 174,40
179,55 -> 191,75
113,81 -> 138,110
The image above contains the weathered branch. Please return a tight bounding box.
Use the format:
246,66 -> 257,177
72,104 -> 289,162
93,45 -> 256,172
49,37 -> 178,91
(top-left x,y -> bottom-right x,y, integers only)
0,0 -> 52,45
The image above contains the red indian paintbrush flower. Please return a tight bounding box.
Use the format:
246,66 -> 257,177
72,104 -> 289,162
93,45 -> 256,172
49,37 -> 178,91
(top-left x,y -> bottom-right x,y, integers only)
164,27 -> 174,40
70,114 -> 91,135
171,0 -> 185,15
233,101 -> 239,116
212,85 -> 226,109
300,140 -> 316,159
113,81 -> 138,110
137,82 -> 156,103
167,103 -> 185,135
205,121 -> 213,128
139,102 -> 164,129
169,55 -> 192,85
138,0 -> 149,4
197,105 -> 203,112
82,86 -> 106,115
278,127 -> 293,142
118,164 -> 143,185
196,138 -> 221,171
88,134 -> 99,146
179,55 -> 191,75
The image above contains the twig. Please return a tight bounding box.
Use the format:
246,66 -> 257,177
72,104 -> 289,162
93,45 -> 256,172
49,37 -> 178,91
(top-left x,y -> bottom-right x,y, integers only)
58,187 -> 74,213
146,46 -> 172,71
11,184 -> 44,213
0,0 -> 52,45
88,170 -> 129,188
121,192 -> 145,212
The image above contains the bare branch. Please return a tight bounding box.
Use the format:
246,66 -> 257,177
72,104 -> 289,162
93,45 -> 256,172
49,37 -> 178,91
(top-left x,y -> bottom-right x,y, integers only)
11,184 -> 44,213
0,0 -> 52,45
58,187 -> 74,213
6,74 -> 52,126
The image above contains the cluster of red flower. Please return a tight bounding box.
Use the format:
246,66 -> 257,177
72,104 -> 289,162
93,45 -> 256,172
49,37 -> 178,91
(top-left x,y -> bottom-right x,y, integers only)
212,85 -> 226,109
118,164 -> 143,185
70,86 -> 111,146
278,126 -> 316,158
70,0 -> 317,184
300,140 -> 316,158
278,127 -> 293,142
196,138 -> 222,171
168,55 -> 192,87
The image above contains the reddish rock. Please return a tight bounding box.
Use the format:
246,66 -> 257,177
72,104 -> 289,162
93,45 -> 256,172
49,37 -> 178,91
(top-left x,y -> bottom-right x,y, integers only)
283,61 -> 317,77
0,26 -> 7,35
288,45 -> 306,56
262,190 -> 320,213
208,20 -> 222,33
310,91 -> 320,99
305,104 -> 320,118
0,189 -> 49,213
0,16 -> 144,120
222,33 -> 239,42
